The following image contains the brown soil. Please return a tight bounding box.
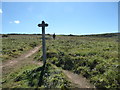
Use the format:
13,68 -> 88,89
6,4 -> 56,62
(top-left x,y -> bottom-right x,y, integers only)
2,46 -> 42,68
63,70 -> 96,88
2,45 -> 96,89
2,46 -> 43,78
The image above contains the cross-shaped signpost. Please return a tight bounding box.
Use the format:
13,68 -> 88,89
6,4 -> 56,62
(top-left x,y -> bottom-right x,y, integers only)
38,21 -> 48,66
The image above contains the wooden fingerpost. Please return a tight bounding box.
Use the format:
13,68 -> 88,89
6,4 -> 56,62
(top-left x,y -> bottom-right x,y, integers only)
38,21 -> 48,66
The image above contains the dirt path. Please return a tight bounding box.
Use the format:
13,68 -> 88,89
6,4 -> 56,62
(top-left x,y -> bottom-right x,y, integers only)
2,45 -> 43,78
51,64 -> 95,88
2,46 -> 41,68
2,45 -> 95,88
62,70 -> 96,88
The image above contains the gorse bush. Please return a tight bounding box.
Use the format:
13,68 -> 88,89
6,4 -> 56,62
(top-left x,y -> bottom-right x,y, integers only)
2,34 -> 119,89
34,36 -> 119,89
14,63 -> 71,88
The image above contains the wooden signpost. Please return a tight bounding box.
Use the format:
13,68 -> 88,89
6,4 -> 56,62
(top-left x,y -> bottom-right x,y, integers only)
38,21 -> 48,66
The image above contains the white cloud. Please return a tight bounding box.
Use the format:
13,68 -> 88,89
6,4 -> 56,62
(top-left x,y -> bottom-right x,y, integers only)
0,9 -> 2,14
9,20 -> 21,24
14,20 -> 20,24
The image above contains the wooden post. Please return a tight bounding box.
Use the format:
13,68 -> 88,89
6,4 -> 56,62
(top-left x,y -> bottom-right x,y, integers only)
38,21 -> 48,65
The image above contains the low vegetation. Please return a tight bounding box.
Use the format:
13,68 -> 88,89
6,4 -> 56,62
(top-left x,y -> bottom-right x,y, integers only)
3,63 -> 72,88
35,34 -> 119,89
1,34 -> 41,61
2,33 -> 119,89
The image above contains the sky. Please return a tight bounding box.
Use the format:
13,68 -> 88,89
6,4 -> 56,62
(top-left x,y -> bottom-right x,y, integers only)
1,2 -> 118,35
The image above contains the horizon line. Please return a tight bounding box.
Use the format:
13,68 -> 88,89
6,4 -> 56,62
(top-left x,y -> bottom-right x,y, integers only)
0,32 -> 119,35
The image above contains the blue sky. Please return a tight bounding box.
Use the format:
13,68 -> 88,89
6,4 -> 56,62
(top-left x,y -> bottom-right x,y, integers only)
1,2 -> 118,35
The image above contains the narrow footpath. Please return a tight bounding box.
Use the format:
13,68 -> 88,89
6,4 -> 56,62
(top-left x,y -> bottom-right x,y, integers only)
2,46 -> 41,68
63,70 -> 96,88
2,45 -> 96,88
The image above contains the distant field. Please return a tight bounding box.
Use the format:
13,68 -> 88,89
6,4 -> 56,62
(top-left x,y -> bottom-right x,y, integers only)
1,34 -> 41,61
1,33 -> 119,89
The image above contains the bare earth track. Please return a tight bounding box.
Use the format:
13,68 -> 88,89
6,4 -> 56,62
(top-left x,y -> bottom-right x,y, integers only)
63,70 -> 95,88
2,46 -> 42,68
2,46 -> 95,88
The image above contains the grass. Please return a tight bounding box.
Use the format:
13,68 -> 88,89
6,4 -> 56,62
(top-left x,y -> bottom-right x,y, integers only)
2,34 -> 41,61
35,35 -> 119,89
2,63 -> 39,88
2,33 -> 119,89
3,63 -> 72,88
